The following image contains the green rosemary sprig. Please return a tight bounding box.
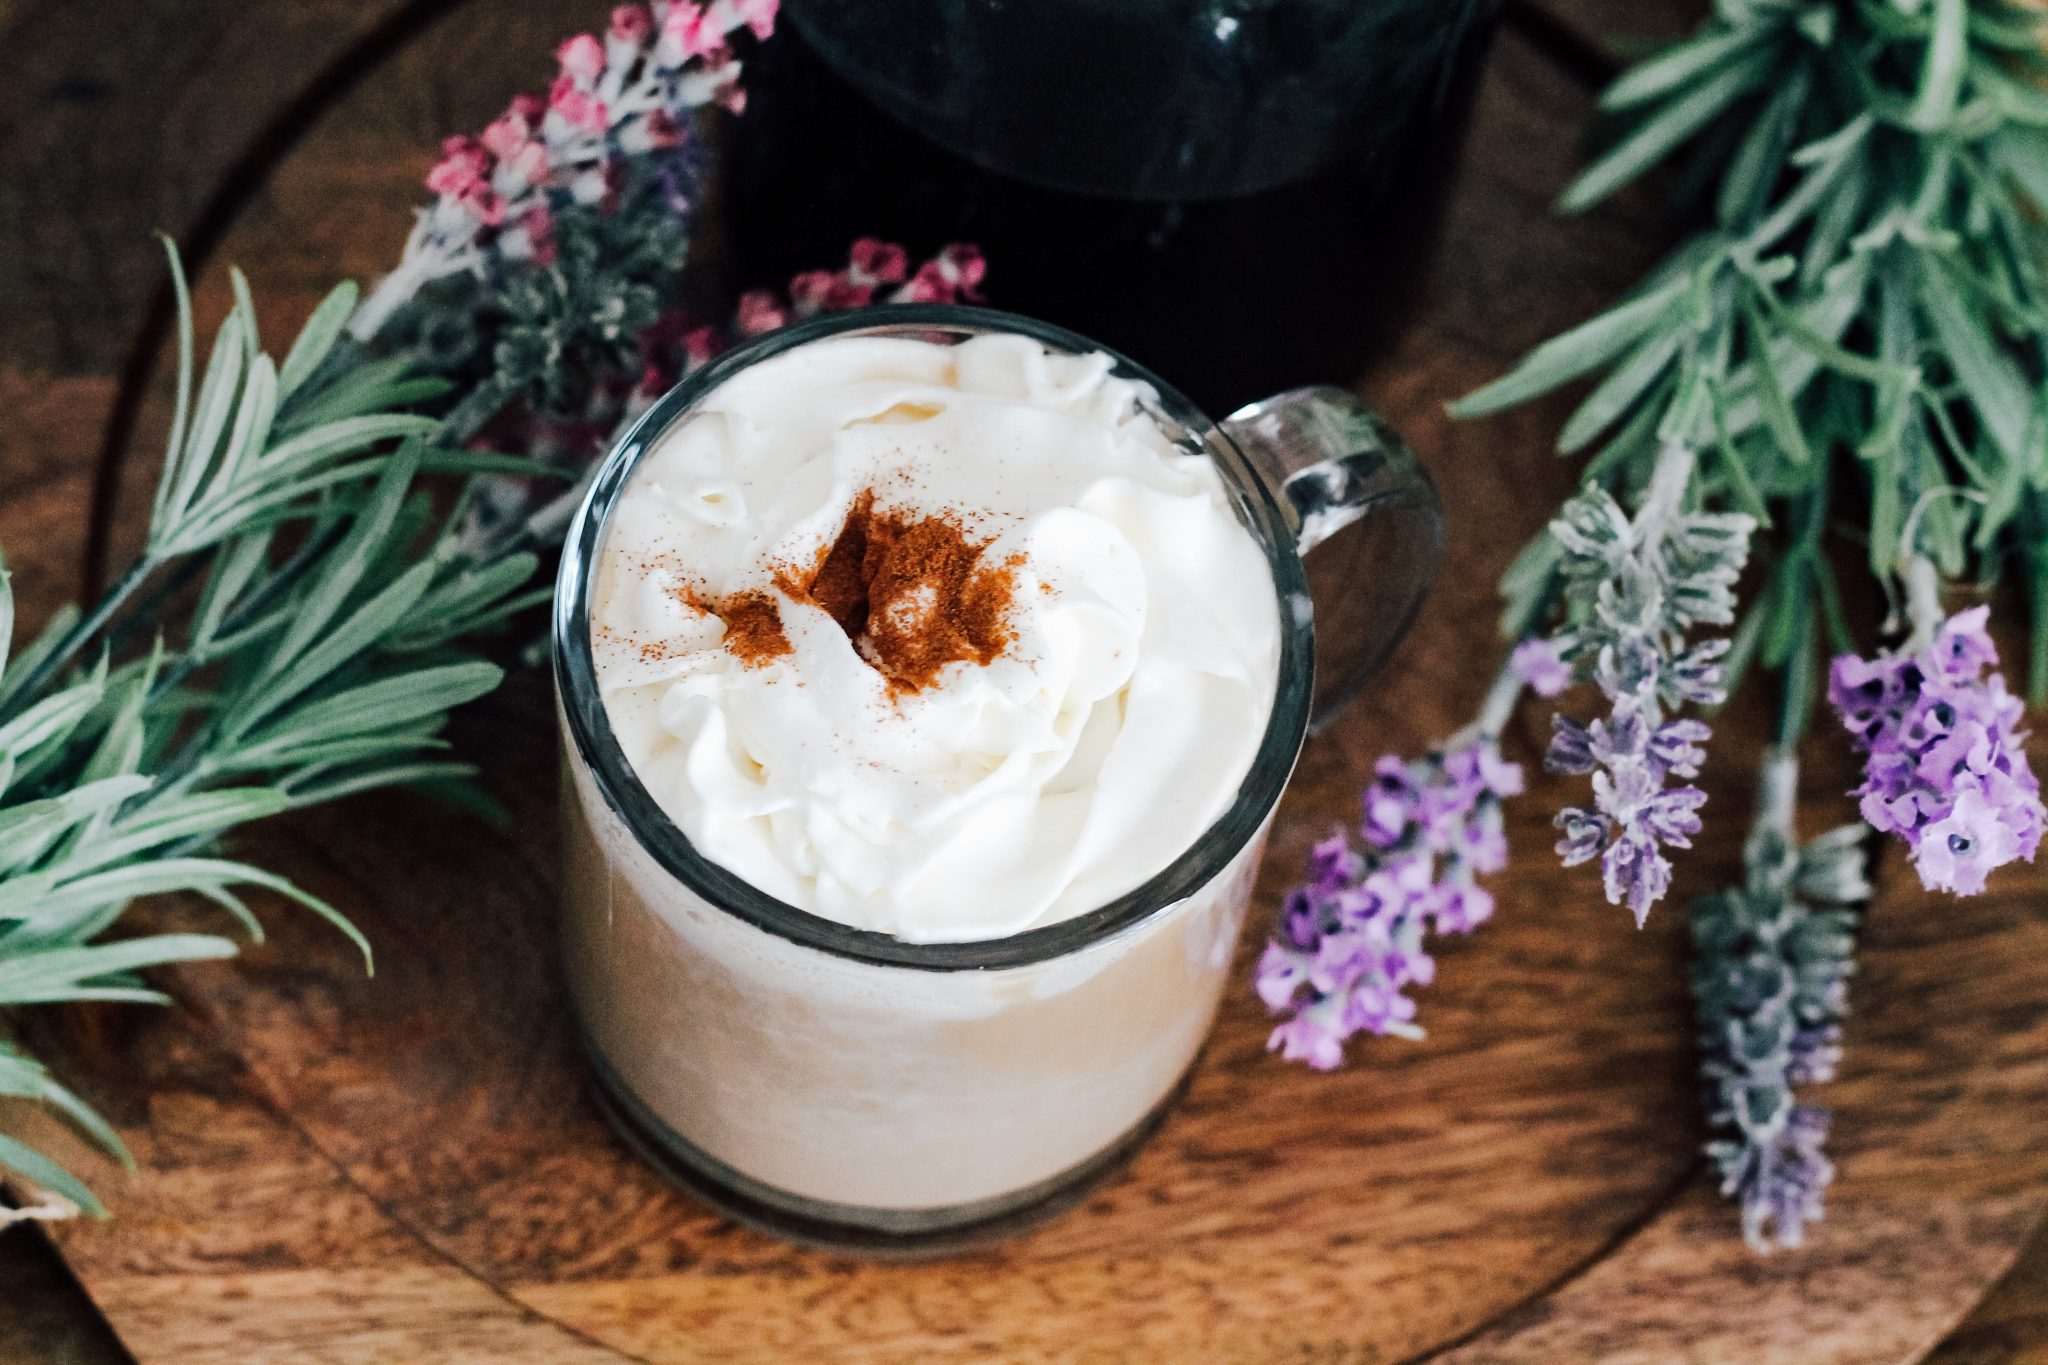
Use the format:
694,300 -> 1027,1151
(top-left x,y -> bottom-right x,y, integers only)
0,246 -> 545,1219
1457,0 -> 2048,709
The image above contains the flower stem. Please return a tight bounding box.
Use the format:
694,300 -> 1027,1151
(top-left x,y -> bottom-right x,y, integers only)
1777,584 -> 1819,751
1447,652 -> 1529,752
349,248 -> 431,342
1476,655 -> 1526,738
1903,554 -> 1943,653
438,376 -> 515,447
2029,534 -> 2048,707
1755,745 -> 1799,841
1637,440 -> 1697,541
0,556 -> 159,721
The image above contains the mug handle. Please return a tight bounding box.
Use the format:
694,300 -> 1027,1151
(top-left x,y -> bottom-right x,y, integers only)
1222,386 -> 1445,734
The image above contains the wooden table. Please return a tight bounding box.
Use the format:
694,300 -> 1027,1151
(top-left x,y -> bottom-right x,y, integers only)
2,1 -> 2046,1360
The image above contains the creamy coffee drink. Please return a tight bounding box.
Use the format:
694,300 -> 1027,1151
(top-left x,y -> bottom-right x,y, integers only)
588,334 -> 1279,938
561,329 -> 1286,1226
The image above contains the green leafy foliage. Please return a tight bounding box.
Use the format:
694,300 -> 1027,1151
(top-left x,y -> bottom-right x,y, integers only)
0,252 -> 539,1218
381,186 -> 693,440
1455,0 -> 2048,704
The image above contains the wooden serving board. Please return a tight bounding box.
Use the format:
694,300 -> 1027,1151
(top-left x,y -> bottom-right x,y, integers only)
2,1 -> 2045,1360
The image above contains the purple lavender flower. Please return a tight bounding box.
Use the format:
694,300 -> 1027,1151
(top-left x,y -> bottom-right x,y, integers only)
1304,832 -> 1364,889
1692,785 -> 1864,1254
1715,1104 -> 1835,1252
1930,605 -> 1999,678
1256,737 -> 1522,1067
1266,995 -> 1348,1071
1786,1024 -> 1843,1087
1661,637 -> 1732,708
1362,757 -> 1421,849
1913,787 -> 2024,895
1600,827 -> 1670,918
1511,637 -> 1573,698
1549,698 -> 1709,926
1547,715 -> 1597,774
1553,806 -> 1611,864
1646,718 -> 1710,779
1828,605 -> 2044,896
1537,449 -> 1753,925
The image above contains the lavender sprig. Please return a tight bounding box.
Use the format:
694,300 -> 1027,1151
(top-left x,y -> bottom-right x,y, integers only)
1257,669 -> 1525,1068
1690,750 -> 1866,1252
1539,442 -> 1754,924
1829,560 -> 2045,895
353,0 -> 774,341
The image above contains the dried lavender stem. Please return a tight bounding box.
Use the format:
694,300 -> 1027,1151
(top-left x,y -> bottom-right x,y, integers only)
1904,554 -> 1944,653
1755,746 -> 1799,839
1450,654 -> 1528,751
348,257 -> 429,341
1638,439 -> 1696,538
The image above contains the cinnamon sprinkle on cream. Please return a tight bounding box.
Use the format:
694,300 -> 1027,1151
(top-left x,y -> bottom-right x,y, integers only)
779,491 -> 1020,695
715,590 -> 793,667
665,583 -> 793,668
663,492 -> 1022,687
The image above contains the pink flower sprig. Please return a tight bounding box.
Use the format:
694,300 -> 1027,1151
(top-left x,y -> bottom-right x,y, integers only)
354,0 -> 779,339
734,240 -> 991,337
1829,599 -> 2044,895
1256,737 -> 1523,1069
636,239 -> 988,400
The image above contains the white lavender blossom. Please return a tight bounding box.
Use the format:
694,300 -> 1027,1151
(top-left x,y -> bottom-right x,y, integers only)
1690,753 -> 1866,1252
1542,442 -> 1754,924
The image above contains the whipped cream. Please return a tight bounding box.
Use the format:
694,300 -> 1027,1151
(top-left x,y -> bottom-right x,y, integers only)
589,333 -> 1280,942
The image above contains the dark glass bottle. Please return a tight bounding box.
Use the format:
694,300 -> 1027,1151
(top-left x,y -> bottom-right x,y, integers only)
723,0 -> 1497,413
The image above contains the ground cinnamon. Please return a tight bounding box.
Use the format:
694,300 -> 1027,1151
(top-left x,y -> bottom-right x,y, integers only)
780,490 -> 1020,694
715,590 -> 794,667
656,576 -> 795,668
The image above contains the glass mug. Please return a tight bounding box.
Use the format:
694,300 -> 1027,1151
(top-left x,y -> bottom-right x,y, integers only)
553,306 -> 1443,1251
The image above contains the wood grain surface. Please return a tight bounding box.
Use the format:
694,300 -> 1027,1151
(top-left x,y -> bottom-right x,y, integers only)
2,0 -> 2045,1361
